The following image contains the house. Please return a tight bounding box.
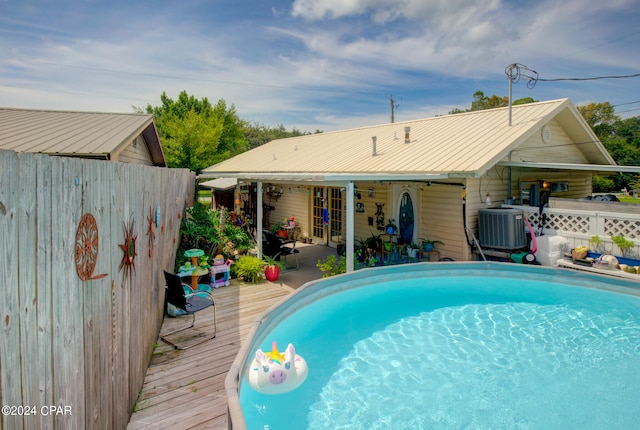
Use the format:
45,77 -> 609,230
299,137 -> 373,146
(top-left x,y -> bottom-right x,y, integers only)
201,98 -> 634,270
0,107 -> 165,166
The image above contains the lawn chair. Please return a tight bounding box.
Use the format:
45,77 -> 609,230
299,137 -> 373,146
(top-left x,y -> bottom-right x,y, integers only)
161,270 -> 217,350
262,230 -> 299,270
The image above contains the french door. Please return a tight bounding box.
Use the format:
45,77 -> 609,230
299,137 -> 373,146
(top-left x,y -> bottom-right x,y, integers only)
311,186 -> 343,245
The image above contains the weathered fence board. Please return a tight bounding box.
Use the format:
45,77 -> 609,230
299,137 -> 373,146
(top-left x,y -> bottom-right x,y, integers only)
35,154 -> 54,430
0,149 -> 195,429
1,150 -> 21,430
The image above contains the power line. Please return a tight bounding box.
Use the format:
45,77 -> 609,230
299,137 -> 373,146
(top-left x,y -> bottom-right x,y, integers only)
539,73 -> 640,82
0,55 -> 387,97
505,63 -> 640,88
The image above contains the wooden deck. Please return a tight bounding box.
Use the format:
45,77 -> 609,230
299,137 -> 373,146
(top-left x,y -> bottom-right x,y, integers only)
127,281 -> 294,429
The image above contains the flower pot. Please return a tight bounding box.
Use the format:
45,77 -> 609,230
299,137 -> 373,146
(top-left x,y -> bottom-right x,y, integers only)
264,266 -> 280,282
408,248 -> 419,259
277,229 -> 289,239
386,226 -> 395,235
423,243 -> 434,252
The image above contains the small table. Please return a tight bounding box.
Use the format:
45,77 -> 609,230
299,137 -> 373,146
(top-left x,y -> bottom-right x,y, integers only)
178,265 -> 209,291
282,225 -> 300,240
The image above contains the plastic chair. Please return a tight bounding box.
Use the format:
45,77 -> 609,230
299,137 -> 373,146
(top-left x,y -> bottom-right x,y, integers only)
161,271 -> 217,350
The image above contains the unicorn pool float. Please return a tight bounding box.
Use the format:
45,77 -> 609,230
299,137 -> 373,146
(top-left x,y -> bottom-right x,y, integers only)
246,342 -> 308,394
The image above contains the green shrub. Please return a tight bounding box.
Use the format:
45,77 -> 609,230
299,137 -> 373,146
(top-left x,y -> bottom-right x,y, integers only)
611,235 -> 635,257
316,254 -> 346,278
176,202 -> 254,270
233,255 -> 264,283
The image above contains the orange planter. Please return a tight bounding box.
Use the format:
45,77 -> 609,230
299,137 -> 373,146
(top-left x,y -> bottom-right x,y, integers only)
277,229 -> 289,239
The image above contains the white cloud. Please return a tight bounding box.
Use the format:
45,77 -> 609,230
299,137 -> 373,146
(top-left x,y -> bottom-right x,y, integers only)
0,0 -> 637,132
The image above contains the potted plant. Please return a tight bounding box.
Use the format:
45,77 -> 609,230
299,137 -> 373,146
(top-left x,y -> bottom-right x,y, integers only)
407,243 -> 421,259
263,254 -> 285,282
611,235 -> 635,257
385,219 -> 397,235
589,235 -> 605,254
420,238 -> 444,252
233,255 -> 265,284
271,221 -> 289,239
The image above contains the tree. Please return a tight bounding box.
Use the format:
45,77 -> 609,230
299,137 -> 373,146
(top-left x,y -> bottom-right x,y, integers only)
596,116 -> 640,191
160,110 -> 223,172
243,122 -> 309,150
145,91 -> 248,172
449,91 -> 538,114
577,102 -> 618,137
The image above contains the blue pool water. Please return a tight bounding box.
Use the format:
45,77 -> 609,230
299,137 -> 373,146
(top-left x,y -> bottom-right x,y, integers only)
238,263 -> 640,429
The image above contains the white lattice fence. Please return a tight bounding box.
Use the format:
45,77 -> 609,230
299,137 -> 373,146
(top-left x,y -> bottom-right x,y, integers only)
604,218 -> 640,239
514,205 -> 640,256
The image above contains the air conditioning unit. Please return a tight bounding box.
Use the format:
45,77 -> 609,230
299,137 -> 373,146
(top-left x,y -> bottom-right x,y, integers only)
478,208 -> 527,250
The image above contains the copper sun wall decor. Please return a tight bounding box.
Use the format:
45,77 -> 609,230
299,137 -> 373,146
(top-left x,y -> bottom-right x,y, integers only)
75,212 -> 107,281
118,216 -> 137,284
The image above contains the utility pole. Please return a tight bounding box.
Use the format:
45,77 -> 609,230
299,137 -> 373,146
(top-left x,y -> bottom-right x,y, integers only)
389,95 -> 399,123
505,63 -> 538,126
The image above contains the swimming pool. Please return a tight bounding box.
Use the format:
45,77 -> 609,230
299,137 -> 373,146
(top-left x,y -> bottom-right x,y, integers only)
226,262 -> 640,429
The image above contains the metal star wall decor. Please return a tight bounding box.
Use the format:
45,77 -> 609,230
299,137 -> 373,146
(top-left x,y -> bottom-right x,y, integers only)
147,206 -> 157,259
74,212 -> 107,281
118,216 -> 137,285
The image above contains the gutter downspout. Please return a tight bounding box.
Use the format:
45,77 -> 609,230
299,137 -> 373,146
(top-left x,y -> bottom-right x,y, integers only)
507,151 -> 513,204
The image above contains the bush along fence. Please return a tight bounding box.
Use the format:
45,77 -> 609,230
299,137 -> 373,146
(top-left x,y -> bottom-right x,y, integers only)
0,149 -> 195,429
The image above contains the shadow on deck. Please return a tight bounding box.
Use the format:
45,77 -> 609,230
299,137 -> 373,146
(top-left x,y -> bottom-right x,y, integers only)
127,244 -> 333,429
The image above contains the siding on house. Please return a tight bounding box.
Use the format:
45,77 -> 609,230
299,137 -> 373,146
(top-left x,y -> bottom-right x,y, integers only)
254,168 -> 593,262
115,135 -> 154,165
420,182 -> 467,260
266,185 -> 310,237
353,181 -> 392,241
506,118 -> 589,165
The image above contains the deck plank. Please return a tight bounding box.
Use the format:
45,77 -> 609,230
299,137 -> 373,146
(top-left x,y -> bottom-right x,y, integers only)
127,281 -> 294,429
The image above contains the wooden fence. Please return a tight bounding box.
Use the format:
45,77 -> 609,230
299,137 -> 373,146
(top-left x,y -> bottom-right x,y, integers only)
0,150 -> 195,429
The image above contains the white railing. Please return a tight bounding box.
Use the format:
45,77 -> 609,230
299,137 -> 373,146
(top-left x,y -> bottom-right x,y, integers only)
507,204 -> 640,257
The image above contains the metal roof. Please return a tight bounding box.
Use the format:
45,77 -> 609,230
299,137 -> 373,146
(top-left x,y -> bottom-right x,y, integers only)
0,107 -> 165,165
199,177 -> 238,190
202,98 -> 615,181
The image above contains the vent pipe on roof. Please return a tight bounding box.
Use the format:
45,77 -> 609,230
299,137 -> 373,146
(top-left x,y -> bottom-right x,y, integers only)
404,126 -> 411,144
372,136 -> 377,156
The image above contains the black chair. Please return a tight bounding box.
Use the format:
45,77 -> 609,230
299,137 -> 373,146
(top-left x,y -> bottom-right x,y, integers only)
161,271 -> 217,350
262,230 -> 300,270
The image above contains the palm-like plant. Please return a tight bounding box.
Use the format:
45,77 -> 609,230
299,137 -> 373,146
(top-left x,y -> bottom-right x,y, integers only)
263,253 -> 285,281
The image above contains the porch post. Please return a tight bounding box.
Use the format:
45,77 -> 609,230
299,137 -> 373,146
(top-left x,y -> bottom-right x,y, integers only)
346,181 -> 355,273
257,180 -> 263,259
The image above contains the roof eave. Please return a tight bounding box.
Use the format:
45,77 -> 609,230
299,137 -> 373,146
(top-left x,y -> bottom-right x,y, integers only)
496,161 -> 639,174
197,172 -> 453,183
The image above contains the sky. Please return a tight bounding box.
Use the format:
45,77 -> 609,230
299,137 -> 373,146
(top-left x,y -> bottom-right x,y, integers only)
1,0 -> 639,132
